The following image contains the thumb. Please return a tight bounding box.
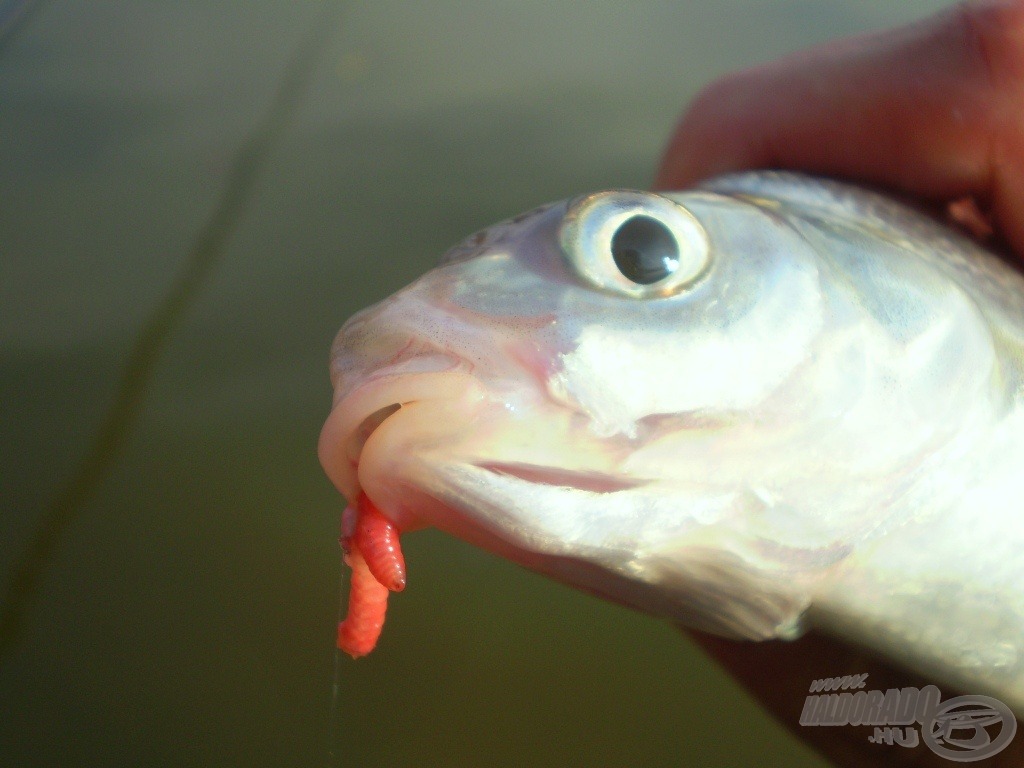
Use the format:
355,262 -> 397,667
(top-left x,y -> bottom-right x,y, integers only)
655,0 -> 1024,256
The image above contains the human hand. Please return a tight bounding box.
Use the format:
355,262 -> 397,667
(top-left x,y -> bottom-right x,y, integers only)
656,2 -> 1024,765
657,0 -> 1024,256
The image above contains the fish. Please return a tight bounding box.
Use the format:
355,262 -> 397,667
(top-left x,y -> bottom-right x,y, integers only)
319,171 -> 1024,715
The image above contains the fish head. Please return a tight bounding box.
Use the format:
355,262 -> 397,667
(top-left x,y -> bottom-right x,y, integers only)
320,175 -> 993,640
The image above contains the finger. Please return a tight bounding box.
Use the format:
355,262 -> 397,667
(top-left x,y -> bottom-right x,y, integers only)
655,0 -> 1024,254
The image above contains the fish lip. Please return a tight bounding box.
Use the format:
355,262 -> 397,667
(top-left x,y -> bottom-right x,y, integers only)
320,373 -> 644,531
318,366 -> 480,505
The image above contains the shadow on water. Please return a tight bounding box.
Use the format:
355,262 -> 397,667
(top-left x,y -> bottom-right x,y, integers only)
0,0 -> 344,664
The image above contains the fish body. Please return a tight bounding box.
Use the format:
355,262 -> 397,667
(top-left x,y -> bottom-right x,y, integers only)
320,172 -> 1024,713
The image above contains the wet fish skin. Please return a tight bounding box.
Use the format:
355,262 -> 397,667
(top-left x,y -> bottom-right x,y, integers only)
319,172 -> 1024,713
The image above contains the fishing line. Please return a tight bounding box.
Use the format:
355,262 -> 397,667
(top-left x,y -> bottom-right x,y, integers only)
328,564 -> 347,768
0,2 -> 344,662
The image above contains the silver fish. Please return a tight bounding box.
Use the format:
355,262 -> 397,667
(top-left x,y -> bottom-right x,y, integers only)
319,171 -> 1024,713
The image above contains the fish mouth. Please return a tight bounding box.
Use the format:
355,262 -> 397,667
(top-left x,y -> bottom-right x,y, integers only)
320,362 -> 661,630
320,366 -> 646,534
318,367 -> 482,507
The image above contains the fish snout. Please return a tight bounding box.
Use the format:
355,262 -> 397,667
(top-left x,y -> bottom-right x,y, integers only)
319,340 -> 483,518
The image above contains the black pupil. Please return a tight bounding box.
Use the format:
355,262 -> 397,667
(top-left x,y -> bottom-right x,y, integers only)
610,215 -> 679,285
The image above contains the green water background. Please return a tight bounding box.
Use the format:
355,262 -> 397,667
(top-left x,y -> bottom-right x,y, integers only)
1,1 -> 952,765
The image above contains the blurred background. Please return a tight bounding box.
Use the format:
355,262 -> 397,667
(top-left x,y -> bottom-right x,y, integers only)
1,1 -> 953,765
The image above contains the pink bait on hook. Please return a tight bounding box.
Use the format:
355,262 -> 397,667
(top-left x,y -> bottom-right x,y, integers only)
336,493 -> 406,658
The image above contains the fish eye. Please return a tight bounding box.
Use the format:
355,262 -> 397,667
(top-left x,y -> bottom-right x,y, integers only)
611,215 -> 679,284
559,190 -> 709,297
